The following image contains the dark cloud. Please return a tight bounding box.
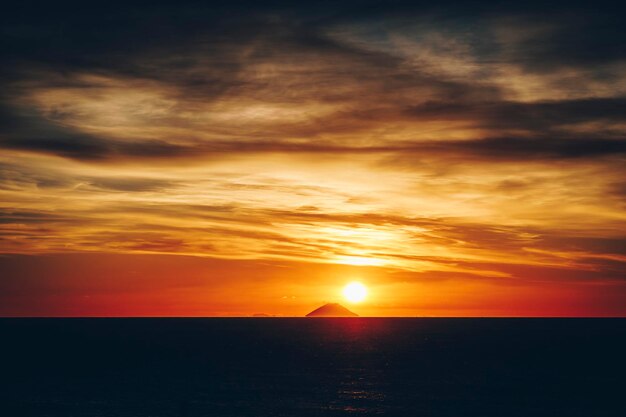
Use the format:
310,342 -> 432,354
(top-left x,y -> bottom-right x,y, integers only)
0,134 -> 198,161
0,1 -> 624,163
0,209 -> 74,225
404,98 -> 626,133
0,104 -> 193,160
1,135 -> 110,160
83,177 -> 180,192
503,11 -> 626,72
421,137 -> 626,160
3,132 -> 625,163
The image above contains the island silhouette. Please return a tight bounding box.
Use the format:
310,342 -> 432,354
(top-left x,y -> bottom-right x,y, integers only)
306,303 -> 358,317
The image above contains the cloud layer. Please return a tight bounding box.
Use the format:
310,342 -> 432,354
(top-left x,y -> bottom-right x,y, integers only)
0,1 -> 624,315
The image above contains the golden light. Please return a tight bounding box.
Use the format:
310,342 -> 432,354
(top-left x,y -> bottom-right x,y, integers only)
335,255 -> 385,266
343,282 -> 367,303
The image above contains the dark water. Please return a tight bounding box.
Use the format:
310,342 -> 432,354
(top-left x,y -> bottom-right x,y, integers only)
1,318 -> 625,417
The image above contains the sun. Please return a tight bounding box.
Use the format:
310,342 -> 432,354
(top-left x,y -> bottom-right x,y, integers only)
343,282 -> 367,303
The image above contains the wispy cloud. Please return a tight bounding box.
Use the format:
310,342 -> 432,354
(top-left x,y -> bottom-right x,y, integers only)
0,1 -> 624,315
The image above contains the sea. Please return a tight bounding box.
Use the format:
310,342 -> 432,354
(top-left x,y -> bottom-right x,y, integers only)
1,318 -> 624,417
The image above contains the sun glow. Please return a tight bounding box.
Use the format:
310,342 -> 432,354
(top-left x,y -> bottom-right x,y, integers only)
343,282 -> 368,303
335,256 -> 385,266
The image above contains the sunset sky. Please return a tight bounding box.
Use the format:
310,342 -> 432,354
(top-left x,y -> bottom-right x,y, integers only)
1,1 -> 625,316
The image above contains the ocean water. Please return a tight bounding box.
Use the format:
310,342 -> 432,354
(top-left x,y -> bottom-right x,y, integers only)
1,318 -> 624,417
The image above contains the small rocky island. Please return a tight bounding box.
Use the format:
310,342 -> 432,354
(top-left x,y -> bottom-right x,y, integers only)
305,303 -> 358,317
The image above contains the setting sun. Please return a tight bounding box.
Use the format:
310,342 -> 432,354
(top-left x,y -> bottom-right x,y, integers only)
343,282 -> 368,303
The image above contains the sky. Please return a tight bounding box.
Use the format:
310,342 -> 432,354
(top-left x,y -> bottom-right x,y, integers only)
1,1 -> 625,316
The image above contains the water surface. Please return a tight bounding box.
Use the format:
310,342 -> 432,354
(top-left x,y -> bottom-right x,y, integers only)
1,318 -> 624,416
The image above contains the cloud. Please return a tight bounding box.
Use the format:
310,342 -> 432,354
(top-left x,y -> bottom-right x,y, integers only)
401,137 -> 626,160
403,98 -> 626,133
81,177 -> 181,192
0,1 -> 625,315
1,2 -> 624,163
